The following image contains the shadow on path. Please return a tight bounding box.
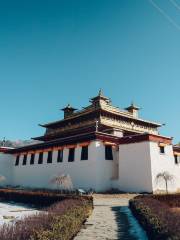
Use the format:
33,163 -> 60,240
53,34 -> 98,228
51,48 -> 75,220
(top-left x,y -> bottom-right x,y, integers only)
112,206 -> 148,240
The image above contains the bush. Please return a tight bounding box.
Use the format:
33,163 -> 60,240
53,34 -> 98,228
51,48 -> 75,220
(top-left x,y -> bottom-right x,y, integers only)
152,193 -> 180,208
0,188 -> 91,207
129,195 -> 180,240
0,198 -> 93,240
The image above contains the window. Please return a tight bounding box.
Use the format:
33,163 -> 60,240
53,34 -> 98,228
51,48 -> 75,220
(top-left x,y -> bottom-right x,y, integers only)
159,146 -> 165,154
68,148 -> 75,162
22,154 -> 27,165
47,151 -> 52,163
15,155 -> 20,166
81,146 -> 88,160
30,153 -> 35,165
57,149 -> 63,162
174,155 -> 179,165
105,145 -> 113,160
38,152 -> 43,164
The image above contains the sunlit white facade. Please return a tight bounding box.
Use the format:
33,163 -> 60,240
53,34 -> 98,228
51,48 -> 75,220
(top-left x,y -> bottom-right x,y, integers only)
0,92 -> 179,193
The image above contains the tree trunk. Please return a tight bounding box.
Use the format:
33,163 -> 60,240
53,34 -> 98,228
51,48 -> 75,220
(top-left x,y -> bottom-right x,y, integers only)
165,180 -> 168,194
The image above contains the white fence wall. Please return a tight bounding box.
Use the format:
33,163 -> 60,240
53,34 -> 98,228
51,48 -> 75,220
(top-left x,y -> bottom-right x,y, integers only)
150,142 -> 180,192
112,141 -> 153,193
12,141 -> 116,191
0,153 -> 14,186
1,140 -> 179,193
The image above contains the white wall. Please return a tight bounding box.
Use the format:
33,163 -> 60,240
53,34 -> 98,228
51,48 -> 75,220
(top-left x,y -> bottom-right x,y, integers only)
150,142 -> 180,192
2,140 -> 179,193
93,142 -> 116,191
112,142 -> 153,193
12,141 -> 117,192
111,141 -> 180,193
13,141 -> 97,190
0,153 -> 14,186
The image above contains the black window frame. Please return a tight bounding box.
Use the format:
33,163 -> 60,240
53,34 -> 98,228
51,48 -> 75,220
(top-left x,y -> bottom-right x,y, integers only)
57,149 -> 63,162
47,151 -> 53,163
174,155 -> 178,164
22,154 -> 27,165
159,146 -> 165,154
30,153 -> 35,165
105,145 -> 113,160
68,148 -> 75,162
38,152 -> 43,164
15,155 -> 20,166
81,146 -> 88,160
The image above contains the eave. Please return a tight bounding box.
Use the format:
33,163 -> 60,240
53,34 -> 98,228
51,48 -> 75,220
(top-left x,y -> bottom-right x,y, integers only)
173,145 -> 180,153
119,133 -> 172,145
7,131 -> 120,154
32,123 -> 113,141
39,106 -> 161,130
40,107 -> 99,128
0,147 -> 14,153
101,108 -> 162,127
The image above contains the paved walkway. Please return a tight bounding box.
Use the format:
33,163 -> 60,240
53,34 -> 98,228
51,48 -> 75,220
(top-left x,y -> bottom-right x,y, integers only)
74,195 -> 148,240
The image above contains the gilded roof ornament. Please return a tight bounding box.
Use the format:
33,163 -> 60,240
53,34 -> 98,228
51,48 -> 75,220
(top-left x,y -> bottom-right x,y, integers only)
125,101 -> 140,111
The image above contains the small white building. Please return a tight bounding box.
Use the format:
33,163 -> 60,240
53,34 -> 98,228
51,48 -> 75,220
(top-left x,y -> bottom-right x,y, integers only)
0,91 -> 180,193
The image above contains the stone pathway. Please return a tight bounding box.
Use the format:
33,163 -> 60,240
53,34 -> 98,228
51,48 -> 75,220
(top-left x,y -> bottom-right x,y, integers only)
74,195 -> 148,240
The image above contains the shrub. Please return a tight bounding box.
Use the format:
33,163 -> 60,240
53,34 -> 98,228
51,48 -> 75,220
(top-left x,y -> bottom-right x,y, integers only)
152,193 -> 180,208
129,195 -> 180,240
0,198 -> 93,240
0,188 -> 91,207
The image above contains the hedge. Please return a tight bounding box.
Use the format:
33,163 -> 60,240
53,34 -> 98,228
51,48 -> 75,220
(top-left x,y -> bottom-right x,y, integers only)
0,188 -> 91,207
152,193 -> 180,208
129,195 -> 180,240
0,198 -> 93,240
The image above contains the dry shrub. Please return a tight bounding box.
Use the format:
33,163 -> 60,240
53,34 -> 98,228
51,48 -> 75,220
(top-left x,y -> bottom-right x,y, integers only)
0,198 -> 93,240
129,195 -> 180,240
0,188 -> 91,207
152,193 -> 180,208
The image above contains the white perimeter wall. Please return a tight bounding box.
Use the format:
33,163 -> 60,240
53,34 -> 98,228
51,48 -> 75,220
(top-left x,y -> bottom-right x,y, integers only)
1,140 -> 179,193
112,141 -> 153,193
0,153 -> 14,186
12,141 -> 116,192
112,141 -> 180,193
150,142 -> 180,192
94,141 -> 116,191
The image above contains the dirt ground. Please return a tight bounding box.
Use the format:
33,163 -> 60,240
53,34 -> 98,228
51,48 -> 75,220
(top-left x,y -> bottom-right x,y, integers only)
93,193 -> 138,199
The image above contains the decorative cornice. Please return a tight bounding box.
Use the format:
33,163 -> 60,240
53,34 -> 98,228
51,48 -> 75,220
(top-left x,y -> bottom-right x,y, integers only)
7,131 -> 120,154
173,145 -> 180,153
0,147 -> 14,153
39,96 -> 161,129
119,133 -> 172,145
7,132 -> 172,155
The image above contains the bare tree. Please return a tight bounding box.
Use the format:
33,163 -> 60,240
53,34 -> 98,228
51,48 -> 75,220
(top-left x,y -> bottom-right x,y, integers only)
50,174 -> 73,192
156,171 -> 174,194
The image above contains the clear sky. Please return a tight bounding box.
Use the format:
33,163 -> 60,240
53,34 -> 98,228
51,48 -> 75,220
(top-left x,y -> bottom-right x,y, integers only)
0,0 -> 179,143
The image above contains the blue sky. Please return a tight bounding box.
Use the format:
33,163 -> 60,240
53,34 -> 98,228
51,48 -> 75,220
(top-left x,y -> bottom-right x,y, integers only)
0,0 -> 179,143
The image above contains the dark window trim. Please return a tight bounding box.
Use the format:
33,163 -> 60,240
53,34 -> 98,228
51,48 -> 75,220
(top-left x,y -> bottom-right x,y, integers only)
30,153 -> 35,165
81,146 -> 88,160
47,151 -> 53,163
22,154 -> 27,165
68,148 -> 75,162
105,145 -> 113,160
159,146 -> 165,154
38,152 -> 43,164
15,155 -> 20,166
174,155 -> 178,164
57,149 -> 63,162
